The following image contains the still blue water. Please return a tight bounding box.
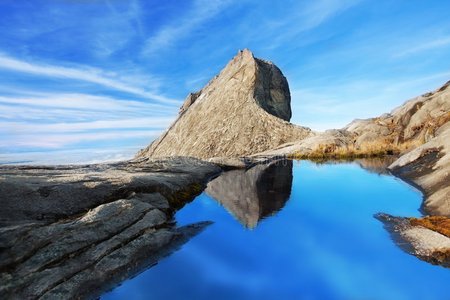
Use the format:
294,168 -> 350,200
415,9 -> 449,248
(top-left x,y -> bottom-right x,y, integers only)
104,160 -> 450,300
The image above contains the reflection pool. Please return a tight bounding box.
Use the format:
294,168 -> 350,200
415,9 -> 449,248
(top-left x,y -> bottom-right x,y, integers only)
104,160 -> 450,300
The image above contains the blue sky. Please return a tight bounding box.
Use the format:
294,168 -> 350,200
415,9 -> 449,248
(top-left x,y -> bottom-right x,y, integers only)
1,0 -> 450,164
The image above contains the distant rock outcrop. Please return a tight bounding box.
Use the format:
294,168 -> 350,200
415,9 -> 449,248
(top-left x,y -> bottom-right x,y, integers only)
251,80 -> 450,217
345,80 -> 450,147
389,122 -> 450,217
335,80 -> 450,217
137,49 -> 311,159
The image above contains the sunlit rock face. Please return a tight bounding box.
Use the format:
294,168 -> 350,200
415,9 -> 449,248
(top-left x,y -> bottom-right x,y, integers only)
388,122 -> 450,217
205,160 -> 293,228
137,49 -> 311,159
345,80 -> 450,147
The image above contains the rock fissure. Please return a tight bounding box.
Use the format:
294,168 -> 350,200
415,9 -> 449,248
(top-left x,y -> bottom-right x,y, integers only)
34,214 -> 171,299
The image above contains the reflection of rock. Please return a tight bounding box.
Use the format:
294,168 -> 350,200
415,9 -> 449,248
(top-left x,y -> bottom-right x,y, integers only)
0,157 -> 220,299
354,157 -> 398,175
301,157 -> 398,175
205,160 -> 293,228
376,213 -> 450,268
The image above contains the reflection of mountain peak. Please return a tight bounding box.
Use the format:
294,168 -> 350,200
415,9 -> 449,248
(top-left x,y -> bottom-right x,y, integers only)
205,160 -> 293,228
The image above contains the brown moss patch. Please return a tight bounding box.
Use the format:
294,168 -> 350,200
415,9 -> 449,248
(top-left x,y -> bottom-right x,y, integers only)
408,216 -> 450,238
166,183 -> 204,211
431,249 -> 450,261
288,140 -> 418,161
288,109 -> 450,161
428,249 -> 450,268
411,111 -> 450,144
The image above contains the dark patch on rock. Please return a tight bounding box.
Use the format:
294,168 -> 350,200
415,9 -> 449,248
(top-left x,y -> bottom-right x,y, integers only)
390,148 -> 442,180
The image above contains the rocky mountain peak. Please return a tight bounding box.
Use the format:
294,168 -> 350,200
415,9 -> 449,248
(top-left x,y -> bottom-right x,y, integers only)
137,49 -> 311,159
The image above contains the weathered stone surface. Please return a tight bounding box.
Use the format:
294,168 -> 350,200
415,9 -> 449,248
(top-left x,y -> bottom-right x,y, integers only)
0,157 -> 221,225
376,213 -> 450,268
205,159 -> 292,228
253,80 -> 449,158
128,192 -> 171,210
345,80 -> 450,146
1,207 -> 211,299
0,157 -> 220,299
39,222 -> 211,300
137,49 -> 311,159
1,48 -> 448,297
389,122 -> 450,217
250,129 -> 352,157
208,157 -> 252,170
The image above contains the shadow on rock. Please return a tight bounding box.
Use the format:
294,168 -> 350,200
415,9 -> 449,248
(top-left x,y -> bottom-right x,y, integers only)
205,159 -> 293,228
0,196 -> 212,299
0,158 -> 220,299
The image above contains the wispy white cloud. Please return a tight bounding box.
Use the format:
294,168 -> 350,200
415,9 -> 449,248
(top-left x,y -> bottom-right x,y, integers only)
0,54 -> 181,104
94,0 -> 145,56
300,0 -> 362,31
0,93 -> 173,113
250,0 -> 362,50
0,103 -> 123,122
0,147 -> 142,165
0,130 -> 161,149
0,93 -> 178,125
1,117 -> 173,133
395,36 -> 450,57
105,0 -> 144,37
0,90 -> 175,152
142,0 -> 235,55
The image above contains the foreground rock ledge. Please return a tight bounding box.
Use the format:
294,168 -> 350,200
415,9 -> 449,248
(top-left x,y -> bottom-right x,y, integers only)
0,157 -> 221,299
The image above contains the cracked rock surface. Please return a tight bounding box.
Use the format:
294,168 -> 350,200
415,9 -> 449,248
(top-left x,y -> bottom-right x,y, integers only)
0,157 -> 220,299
